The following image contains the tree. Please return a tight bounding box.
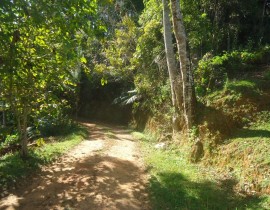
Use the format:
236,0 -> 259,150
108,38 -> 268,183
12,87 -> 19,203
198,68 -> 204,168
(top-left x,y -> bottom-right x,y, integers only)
170,0 -> 196,130
162,0 -> 184,133
0,0 -> 97,157
162,0 -> 195,134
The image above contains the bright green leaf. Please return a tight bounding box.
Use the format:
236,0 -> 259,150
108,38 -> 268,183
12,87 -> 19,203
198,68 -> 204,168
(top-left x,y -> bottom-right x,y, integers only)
80,57 -> 87,64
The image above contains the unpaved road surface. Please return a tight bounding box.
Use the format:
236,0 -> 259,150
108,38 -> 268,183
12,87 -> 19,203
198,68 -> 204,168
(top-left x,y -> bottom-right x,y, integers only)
0,122 -> 150,210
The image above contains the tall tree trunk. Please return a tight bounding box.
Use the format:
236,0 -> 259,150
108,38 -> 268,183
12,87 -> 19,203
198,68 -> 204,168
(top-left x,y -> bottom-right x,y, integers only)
162,0 -> 184,133
259,0 -> 267,43
170,0 -> 196,130
18,106 -> 29,157
2,101 -> 6,128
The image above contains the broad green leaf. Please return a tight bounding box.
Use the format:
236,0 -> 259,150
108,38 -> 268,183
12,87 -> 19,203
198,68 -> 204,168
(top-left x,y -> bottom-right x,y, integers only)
80,57 -> 87,64
101,78 -> 108,86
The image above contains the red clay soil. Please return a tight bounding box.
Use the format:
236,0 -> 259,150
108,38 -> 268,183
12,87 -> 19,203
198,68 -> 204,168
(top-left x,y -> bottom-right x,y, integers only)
0,122 -> 150,210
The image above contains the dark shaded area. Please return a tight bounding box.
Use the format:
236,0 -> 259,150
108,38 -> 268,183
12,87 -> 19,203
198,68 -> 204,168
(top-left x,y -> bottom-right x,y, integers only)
78,74 -> 132,125
234,128 -> 270,139
0,144 -> 20,157
196,102 -> 237,142
149,172 -> 267,210
133,109 -> 150,131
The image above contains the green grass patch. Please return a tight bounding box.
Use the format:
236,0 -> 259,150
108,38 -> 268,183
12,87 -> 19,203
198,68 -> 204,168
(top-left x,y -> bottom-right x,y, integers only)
132,131 -> 153,142
203,78 -> 269,127
206,79 -> 264,104
224,79 -> 262,98
214,121 -> 270,196
135,133 -> 269,210
0,125 -> 88,192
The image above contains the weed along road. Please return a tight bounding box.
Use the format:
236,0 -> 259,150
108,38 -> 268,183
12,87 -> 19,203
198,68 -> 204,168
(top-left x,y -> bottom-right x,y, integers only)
0,122 -> 150,210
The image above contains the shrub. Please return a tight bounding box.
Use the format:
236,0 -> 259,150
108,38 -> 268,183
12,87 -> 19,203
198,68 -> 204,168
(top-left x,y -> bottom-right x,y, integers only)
34,100 -> 74,137
0,134 -> 19,149
195,46 -> 270,97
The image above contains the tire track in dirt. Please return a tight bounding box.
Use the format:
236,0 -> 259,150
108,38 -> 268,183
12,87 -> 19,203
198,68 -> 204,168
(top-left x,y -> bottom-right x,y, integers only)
0,122 -> 150,210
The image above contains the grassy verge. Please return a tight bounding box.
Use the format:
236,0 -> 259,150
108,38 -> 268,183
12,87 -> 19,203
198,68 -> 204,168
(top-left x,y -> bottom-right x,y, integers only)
211,121 -> 270,195
0,125 -> 88,195
133,132 -> 270,210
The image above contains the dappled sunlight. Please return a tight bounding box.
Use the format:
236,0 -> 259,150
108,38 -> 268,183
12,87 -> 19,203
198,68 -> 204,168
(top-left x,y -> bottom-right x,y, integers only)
0,195 -> 23,210
0,121 -> 150,210
4,156 -> 148,210
81,122 -> 134,142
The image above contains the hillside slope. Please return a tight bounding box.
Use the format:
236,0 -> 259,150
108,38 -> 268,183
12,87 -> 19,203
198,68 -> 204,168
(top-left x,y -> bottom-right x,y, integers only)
199,67 -> 270,194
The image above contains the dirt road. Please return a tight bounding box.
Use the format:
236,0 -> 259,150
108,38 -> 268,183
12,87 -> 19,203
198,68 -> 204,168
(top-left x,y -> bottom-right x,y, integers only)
0,122 -> 150,210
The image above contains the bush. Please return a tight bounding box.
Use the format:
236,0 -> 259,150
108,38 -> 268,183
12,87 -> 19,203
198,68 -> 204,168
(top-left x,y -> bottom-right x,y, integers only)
0,134 -> 19,149
195,46 -> 270,96
34,101 -> 74,137
37,116 -> 74,137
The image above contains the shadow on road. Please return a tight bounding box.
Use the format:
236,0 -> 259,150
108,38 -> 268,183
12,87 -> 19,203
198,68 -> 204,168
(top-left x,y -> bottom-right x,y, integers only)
0,155 -> 149,210
0,121 -> 149,210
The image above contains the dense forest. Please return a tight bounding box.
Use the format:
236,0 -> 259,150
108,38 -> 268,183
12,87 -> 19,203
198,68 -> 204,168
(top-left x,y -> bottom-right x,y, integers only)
1,0 -> 270,209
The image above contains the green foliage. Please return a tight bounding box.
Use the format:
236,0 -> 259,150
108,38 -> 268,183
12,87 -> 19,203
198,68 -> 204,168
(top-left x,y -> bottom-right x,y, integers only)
181,0 -> 212,55
0,0 -> 98,155
255,111 -> 270,126
188,126 -> 199,142
224,80 -> 261,97
37,115 -> 74,137
195,53 -> 228,96
96,15 -> 140,80
100,77 -> 108,86
0,127 -> 12,144
183,0 -> 270,54
195,47 -> 270,96
36,138 -> 45,147
113,89 -> 139,105
33,98 -> 74,137
202,78 -> 267,128
92,0 -> 171,130
0,134 -> 19,150
130,0 -> 172,131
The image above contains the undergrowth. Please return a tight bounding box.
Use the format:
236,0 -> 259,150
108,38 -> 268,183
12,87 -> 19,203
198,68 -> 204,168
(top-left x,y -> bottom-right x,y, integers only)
133,131 -> 270,209
0,125 -> 88,196
197,72 -> 270,195
209,119 -> 270,195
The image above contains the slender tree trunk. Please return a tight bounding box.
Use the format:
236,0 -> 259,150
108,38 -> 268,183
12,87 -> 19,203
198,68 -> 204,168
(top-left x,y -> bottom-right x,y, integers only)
162,0 -> 184,133
2,101 -> 6,128
259,0 -> 267,43
170,0 -> 196,130
18,106 -> 29,157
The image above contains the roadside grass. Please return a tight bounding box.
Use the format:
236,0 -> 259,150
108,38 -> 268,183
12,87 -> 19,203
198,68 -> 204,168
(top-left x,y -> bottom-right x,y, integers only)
0,124 -> 88,195
133,132 -> 269,210
212,121 -> 270,197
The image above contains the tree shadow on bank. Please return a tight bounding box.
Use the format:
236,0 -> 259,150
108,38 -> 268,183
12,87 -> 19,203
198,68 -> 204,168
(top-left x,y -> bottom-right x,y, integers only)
149,172 -> 268,210
234,128 -> 270,139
